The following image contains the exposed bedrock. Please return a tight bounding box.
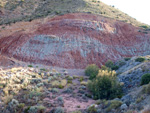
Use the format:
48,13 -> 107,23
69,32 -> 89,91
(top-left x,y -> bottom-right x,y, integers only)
0,13 -> 150,68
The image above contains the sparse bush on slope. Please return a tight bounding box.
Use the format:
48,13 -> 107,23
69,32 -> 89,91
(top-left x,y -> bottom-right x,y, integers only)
135,57 -> 145,62
141,73 -> 150,85
142,83 -> 150,94
85,64 -> 99,80
105,60 -> 119,70
105,60 -> 114,69
124,57 -> 131,61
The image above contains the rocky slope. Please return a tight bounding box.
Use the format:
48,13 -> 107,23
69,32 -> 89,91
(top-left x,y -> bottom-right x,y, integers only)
0,57 -> 150,113
0,13 -> 150,68
0,0 -> 146,26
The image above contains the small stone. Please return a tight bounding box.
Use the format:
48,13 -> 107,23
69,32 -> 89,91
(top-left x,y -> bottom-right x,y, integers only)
79,86 -> 86,90
113,98 -> 120,101
64,71 -> 68,75
121,103 -> 128,110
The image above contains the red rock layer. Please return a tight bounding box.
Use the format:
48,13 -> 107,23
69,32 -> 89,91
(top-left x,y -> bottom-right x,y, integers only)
0,13 -> 149,68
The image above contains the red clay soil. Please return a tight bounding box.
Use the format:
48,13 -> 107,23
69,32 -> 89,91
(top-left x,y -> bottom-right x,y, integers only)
44,94 -> 95,113
0,13 -> 150,68
0,55 -> 15,67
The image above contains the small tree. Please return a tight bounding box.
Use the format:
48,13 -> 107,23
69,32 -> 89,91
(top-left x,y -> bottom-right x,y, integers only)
85,64 -> 99,80
87,70 -> 122,99
141,73 -> 150,85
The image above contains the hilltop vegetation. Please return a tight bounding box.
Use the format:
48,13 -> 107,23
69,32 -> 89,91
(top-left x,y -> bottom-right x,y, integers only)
0,0 -> 147,26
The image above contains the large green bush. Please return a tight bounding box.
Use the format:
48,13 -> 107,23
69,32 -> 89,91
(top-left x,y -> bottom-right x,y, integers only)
85,64 -> 99,80
124,57 -> 131,61
141,73 -> 150,85
87,70 -> 122,99
105,60 -> 119,70
111,65 -> 119,70
135,57 -> 145,62
105,60 -> 114,69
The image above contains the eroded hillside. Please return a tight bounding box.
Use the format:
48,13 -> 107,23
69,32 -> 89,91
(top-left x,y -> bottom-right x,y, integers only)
0,13 -> 150,68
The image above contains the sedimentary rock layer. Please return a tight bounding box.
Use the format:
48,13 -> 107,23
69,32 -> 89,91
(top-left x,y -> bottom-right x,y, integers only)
0,13 -> 149,68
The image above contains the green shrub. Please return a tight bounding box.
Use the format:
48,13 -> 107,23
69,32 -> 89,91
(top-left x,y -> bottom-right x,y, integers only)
67,80 -> 72,84
77,105 -> 80,108
141,73 -> 150,85
92,0 -> 96,3
28,65 -> 33,67
67,76 -> 73,80
79,76 -> 84,82
85,64 -> 99,80
80,81 -> 88,86
28,105 -> 46,113
58,84 -> 64,89
111,65 -> 119,70
24,106 -> 31,113
135,57 -> 145,62
40,68 -> 47,71
71,111 -> 82,113
145,83 -> 150,94
85,93 -> 92,98
105,60 -> 119,70
136,96 -> 144,103
139,25 -> 149,29
143,31 -> 148,34
124,57 -> 131,61
142,83 -> 150,94
106,100 -> 122,112
18,103 -> 25,109
54,107 -> 64,113
101,65 -> 111,71
55,11 -> 61,15
57,96 -> 63,102
51,88 -> 59,93
118,61 -> 126,67
87,70 -> 122,99
88,105 -> 97,113
105,60 -> 114,69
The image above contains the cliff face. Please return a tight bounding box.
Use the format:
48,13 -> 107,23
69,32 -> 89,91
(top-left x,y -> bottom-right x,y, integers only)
0,13 -> 150,68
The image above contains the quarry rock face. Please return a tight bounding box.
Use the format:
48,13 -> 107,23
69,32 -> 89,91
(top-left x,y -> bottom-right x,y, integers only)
0,13 -> 150,68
